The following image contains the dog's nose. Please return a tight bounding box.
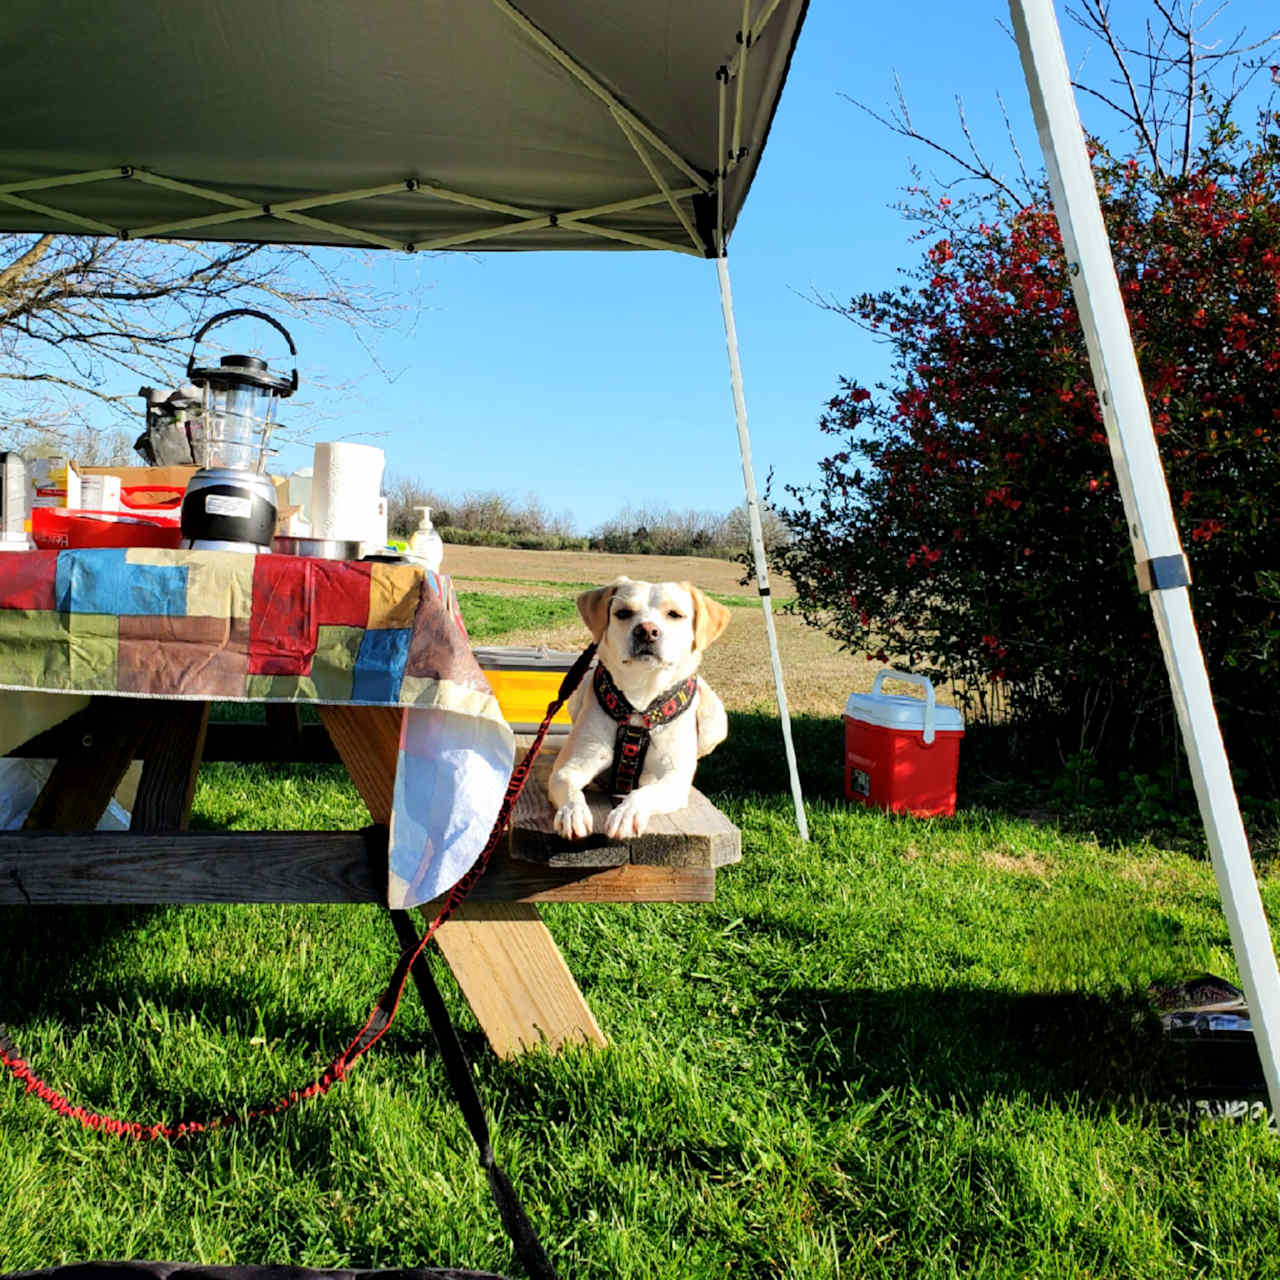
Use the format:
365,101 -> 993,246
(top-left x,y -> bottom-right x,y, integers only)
633,621 -> 661,644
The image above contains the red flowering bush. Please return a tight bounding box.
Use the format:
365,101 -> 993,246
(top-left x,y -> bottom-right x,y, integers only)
773,108 -> 1280,761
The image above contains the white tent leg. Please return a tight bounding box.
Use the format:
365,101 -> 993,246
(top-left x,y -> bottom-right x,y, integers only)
1010,0 -> 1280,1126
715,254 -> 810,841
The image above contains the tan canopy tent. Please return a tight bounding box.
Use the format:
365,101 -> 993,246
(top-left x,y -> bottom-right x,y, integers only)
0,0 -> 802,256
1,0 -> 1277,1125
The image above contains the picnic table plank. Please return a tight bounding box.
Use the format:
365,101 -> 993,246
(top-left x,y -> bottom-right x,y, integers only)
429,903 -> 607,1058
509,782 -> 741,869
0,831 -> 714,905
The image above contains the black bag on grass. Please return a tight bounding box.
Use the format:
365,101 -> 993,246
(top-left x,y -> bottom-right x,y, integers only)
4,1268 -> 506,1280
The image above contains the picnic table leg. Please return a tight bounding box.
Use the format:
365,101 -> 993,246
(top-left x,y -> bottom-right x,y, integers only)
264,702 -> 304,762
429,901 -> 606,1058
129,700 -> 211,831
21,697 -> 153,830
318,703 -> 607,1057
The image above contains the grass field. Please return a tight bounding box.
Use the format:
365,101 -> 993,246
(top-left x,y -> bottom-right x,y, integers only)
2,546 -> 1278,1278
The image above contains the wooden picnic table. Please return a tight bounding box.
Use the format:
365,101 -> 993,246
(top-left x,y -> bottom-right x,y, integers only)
0,547 -> 739,1058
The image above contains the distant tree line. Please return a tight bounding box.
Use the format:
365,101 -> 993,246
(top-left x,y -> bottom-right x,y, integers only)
387,475 -> 790,559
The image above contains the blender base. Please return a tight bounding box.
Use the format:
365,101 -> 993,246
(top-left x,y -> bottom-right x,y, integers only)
179,538 -> 267,554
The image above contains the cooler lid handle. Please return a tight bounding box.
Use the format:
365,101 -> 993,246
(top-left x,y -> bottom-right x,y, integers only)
871,668 -> 937,744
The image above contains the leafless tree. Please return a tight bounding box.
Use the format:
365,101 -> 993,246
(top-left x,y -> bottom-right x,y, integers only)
0,233 -> 395,457
844,0 -> 1279,204
1067,0 -> 1280,177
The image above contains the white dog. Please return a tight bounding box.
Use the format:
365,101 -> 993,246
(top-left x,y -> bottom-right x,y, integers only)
548,577 -> 730,840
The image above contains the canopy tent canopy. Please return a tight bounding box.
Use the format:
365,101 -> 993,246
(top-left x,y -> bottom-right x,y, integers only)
0,0 -> 805,257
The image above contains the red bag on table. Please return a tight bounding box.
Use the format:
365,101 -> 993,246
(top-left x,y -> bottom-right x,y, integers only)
30,507 -> 183,550
29,484 -> 185,549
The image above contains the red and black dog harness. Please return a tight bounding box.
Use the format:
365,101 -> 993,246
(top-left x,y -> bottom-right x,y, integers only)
592,662 -> 699,799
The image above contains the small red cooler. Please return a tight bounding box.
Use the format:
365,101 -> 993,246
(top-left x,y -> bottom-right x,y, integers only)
844,669 -> 964,817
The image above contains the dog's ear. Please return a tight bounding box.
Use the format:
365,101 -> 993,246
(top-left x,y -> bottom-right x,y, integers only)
577,581 -> 622,642
684,583 -> 731,651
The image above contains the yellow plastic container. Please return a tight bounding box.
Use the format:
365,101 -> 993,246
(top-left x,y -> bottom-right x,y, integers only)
473,647 -> 579,731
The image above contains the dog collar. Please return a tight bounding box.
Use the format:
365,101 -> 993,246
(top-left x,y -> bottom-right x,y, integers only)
593,663 -> 699,799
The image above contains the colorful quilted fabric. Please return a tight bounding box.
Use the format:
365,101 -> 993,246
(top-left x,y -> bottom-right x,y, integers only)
0,548 -> 496,714
0,548 -> 515,909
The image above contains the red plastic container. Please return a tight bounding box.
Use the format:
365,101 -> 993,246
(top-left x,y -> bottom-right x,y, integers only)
30,507 -> 183,550
843,669 -> 964,817
29,484 -> 185,550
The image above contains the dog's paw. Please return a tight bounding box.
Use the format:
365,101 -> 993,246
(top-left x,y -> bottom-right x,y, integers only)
554,795 -> 594,841
604,794 -> 651,840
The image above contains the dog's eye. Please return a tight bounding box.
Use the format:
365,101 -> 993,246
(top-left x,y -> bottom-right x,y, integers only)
613,608 -> 635,620
666,610 -> 685,620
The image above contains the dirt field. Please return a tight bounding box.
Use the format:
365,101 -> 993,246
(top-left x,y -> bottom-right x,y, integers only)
443,544 -> 762,598
444,543 -> 889,716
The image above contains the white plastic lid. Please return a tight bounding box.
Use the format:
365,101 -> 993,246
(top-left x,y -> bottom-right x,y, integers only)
844,691 -> 964,734
845,670 -> 964,741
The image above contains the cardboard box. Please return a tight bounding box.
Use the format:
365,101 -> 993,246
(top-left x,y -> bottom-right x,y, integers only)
80,465 -> 290,516
28,456 -> 80,510
80,464 -> 197,488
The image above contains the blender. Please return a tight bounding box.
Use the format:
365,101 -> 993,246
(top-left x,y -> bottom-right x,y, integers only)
180,308 -> 297,551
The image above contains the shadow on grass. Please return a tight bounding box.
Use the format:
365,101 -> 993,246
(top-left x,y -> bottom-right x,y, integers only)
704,710 -> 1272,858
0,906 -> 474,1108
757,982 -> 1206,1111
698,710 -> 846,803
0,905 -> 159,1010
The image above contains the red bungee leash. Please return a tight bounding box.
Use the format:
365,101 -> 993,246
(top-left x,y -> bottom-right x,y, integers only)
0,643 -> 597,1141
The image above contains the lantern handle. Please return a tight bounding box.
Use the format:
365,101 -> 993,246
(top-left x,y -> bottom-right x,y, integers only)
187,308 -> 299,392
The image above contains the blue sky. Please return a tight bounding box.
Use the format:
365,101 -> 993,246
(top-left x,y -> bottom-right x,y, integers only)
269,1 -> 1278,535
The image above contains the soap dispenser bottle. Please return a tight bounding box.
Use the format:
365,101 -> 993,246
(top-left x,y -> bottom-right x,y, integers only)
408,505 -> 444,572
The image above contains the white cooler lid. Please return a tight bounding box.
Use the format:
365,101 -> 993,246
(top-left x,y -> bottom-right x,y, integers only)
844,691 -> 964,734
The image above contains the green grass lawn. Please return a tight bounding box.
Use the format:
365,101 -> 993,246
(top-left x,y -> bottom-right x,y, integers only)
456,588 -> 760,642
456,591 -> 582,641
2,668 -> 1279,1273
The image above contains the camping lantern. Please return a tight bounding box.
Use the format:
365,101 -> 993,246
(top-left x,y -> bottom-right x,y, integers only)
180,308 -> 298,551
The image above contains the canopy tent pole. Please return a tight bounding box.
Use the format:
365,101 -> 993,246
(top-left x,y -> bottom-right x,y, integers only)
1009,0 -> 1280,1126
715,253 -> 810,842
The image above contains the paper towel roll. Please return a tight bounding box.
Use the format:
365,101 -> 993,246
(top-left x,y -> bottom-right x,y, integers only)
310,442 -> 385,541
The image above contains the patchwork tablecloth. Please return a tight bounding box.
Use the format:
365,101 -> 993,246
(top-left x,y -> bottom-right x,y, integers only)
0,547 -> 515,909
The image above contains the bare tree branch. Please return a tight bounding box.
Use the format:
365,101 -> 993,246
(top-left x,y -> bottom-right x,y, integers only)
860,0 -> 1279,215
0,232 -> 402,453
841,75 -> 1031,208
1068,0 -> 1167,173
